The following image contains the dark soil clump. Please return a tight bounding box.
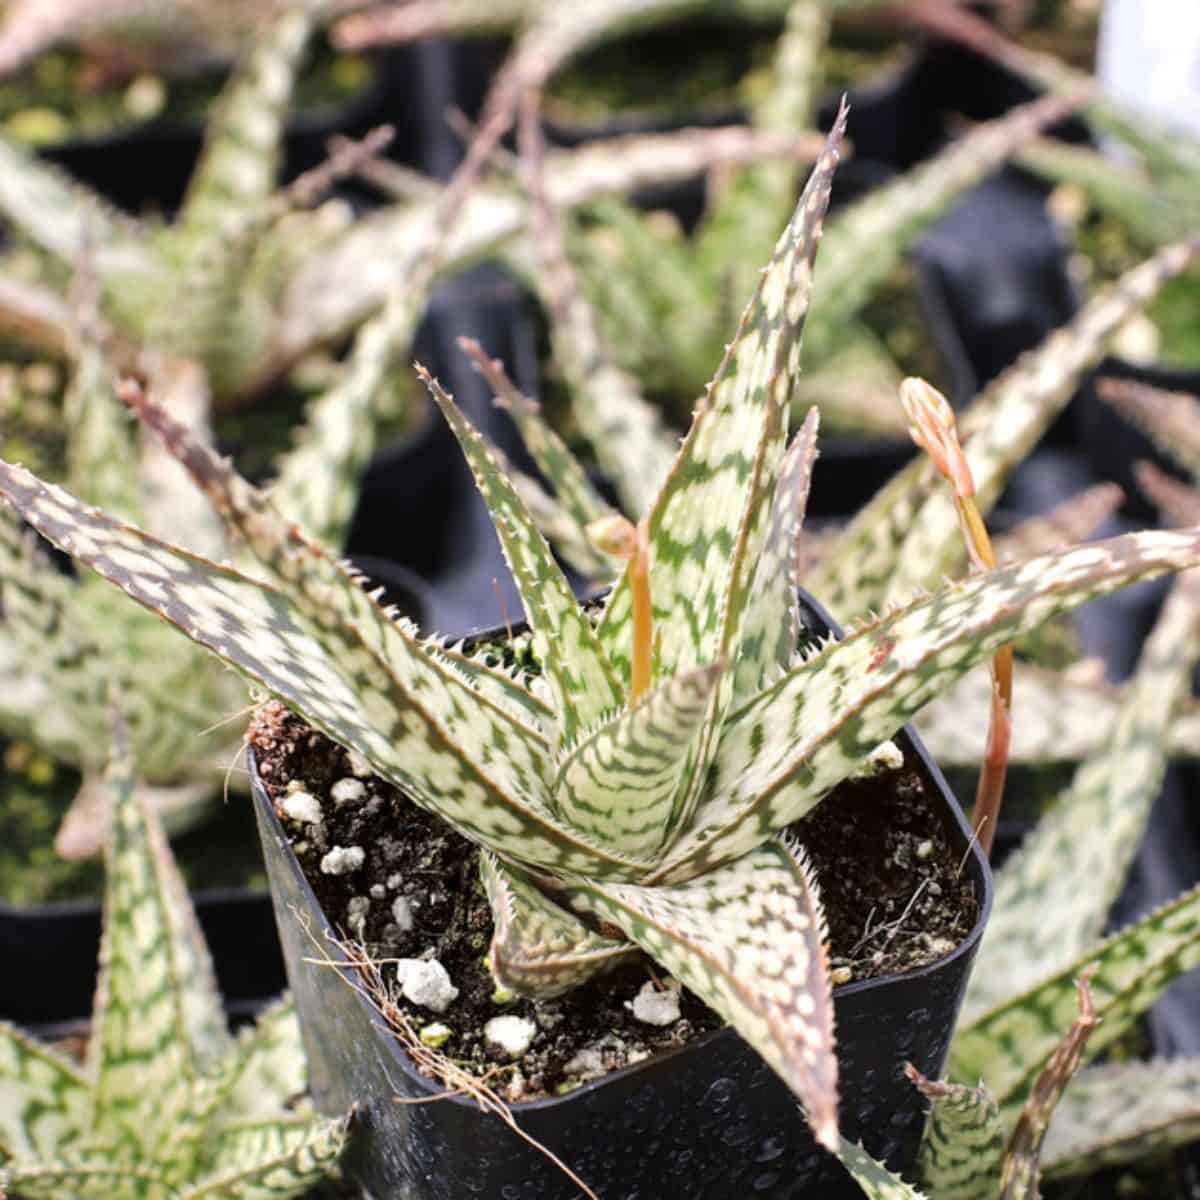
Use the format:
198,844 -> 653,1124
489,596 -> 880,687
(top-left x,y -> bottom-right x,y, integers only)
249,701 -> 977,1102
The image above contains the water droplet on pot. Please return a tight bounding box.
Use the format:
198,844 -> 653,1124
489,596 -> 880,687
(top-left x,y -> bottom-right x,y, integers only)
756,1135 -> 786,1163
703,1077 -> 736,1109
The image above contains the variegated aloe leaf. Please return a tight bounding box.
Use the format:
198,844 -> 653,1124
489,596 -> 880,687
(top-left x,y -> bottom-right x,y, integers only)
181,1114 -> 347,1200
89,724 -> 229,1155
1016,136 -> 1192,247
915,659 -> 1200,766
901,2 -> 1200,179
963,569 -> 1200,1019
553,663 -> 724,857
813,239 -> 1200,616
63,299 -> 141,523
1041,1058 -> 1200,1180
274,122 -> 827,367
419,365 -> 624,742
0,502 -> 112,763
268,284 -> 423,551
998,977 -> 1097,1200
480,853 -> 636,997
837,1138 -> 929,1200
0,1022 -> 90,1162
208,998 -> 308,1126
990,483 -> 1124,565
950,883 -> 1200,1124
1099,378 -> 1200,483
520,97 -> 678,519
460,335 -> 616,536
174,5 -> 313,254
598,107 -> 844,847
0,461 -> 657,881
811,90 -> 1082,348
1137,460 -> 1200,528
732,407 -> 820,698
906,1066 -> 1003,1200
1,1156 -> 173,1200
567,836 -> 838,1150
663,527 -> 1200,881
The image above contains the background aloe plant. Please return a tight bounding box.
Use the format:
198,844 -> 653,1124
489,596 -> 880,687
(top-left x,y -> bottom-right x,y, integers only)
0,720 -> 347,1198
4,112 -> 1200,1156
0,0 -> 837,412
836,562 -> 1200,1198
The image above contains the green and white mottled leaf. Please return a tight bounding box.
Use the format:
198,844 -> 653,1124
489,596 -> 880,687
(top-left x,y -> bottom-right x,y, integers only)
461,334 -> 616,534
270,287 -> 421,550
0,1156 -> 173,1200
554,663 -> 724,858
276,122 -> 828,363
950,884 -> 1200,1123
733,407 -> 819,699
837,1137 -> 929,1200
522,107 -> 678,521
1017,136 -> 1191,246
915,659 -> 1200,766
1042,1058 -> 1200,1179
598,110 -> 843,849
813,240 -> 1199,617
90,728 -> 228,1153
907,1066 -> 1004,1200
964,570 -> 1200,1019
991,483 -> 1124,564
212,999 -> 308,1126
0,462 -> 656,880
0,1021 -> 90,1162
1099,378 -> 1200,483
64,307 -> 141,523
176,6 -> 313,253
998,977 -> 1097,1200
813,91 -> 1081,343
665,528 -> 1200,880
182,1114 -> 347,1200
1138,460 -> 1200,528
480,853 -> 635,998
568,837 -> 838,1149
419,365 -> 624,743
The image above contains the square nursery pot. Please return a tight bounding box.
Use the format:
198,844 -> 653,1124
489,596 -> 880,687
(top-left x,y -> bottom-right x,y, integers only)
251,593 -> 992,1199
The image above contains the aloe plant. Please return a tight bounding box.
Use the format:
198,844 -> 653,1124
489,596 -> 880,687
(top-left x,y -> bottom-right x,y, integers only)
0,207 -> 425,857
835,563 -> 1200,1198
5,113 -> 1200,1153
0,721 -> 347,1198
0,0 -> 273,79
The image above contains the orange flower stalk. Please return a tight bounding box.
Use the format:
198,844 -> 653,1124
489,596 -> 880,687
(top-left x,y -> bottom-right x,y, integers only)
588,514 -> 653,704
901,377 -> 1012,857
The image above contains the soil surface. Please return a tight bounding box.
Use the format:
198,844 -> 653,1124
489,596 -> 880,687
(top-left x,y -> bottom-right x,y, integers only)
250,700 -> 978,1102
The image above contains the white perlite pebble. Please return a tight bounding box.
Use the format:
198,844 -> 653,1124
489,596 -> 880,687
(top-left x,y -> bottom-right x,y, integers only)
331,778 -> 367,807
394,959 -> 458,1013
864,739 -> 904,774
391,896 -> 415,932
484,1015 -> 537,1058
280,790 -> 322,825
627,982 -> 680,1027
319,845 -> 365,876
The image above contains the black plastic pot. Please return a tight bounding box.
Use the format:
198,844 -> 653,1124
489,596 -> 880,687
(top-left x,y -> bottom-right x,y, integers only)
252,593 -> 992,1199
0,888 -> 284,1038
